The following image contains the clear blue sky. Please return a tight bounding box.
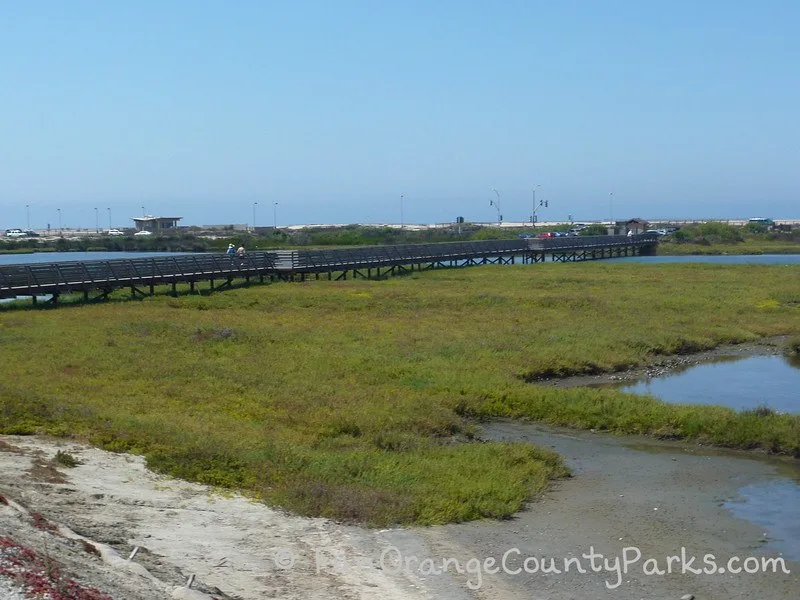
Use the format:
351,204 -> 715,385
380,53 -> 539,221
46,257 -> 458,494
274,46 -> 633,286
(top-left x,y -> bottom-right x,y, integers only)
2,0 -> 798,229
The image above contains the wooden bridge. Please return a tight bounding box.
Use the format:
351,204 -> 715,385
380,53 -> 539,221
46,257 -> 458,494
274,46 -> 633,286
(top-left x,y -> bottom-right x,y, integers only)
0,234 -> 657,304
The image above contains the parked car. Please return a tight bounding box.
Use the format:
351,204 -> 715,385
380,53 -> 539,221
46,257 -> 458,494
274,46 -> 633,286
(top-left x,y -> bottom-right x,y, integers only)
5,228 -> 26,238
107,229 -> 125,236
536,232 -> 556,238
133,230 -> 152,236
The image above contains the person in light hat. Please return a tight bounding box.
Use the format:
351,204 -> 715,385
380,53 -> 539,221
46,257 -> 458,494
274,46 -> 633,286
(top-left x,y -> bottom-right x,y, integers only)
226,243 -> 236,256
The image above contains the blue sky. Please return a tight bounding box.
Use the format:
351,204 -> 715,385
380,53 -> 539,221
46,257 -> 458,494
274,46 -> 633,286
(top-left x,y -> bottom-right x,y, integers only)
1,0 -> 798,229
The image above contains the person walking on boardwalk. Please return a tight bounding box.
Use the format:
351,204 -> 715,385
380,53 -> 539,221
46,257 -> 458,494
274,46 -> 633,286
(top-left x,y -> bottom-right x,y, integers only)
226,243 -> 236,256
236,245 -> 246,258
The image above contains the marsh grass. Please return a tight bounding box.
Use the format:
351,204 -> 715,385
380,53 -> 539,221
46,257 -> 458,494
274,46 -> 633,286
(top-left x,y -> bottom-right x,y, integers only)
659,238 -> 800,255
1,262 -> 799,524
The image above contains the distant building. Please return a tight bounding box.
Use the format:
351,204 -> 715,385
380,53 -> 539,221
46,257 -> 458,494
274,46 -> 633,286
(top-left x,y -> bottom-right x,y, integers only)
132,215 -> 182,233
624,218 -> 650,235
748,217 -> 774,228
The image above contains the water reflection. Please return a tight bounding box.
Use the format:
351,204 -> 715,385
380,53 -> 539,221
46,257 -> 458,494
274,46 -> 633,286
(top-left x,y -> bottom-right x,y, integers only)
619,355 -> 800,414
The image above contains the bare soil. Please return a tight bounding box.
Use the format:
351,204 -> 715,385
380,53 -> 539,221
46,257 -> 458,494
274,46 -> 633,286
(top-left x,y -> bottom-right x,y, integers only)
0,435 -> 459,600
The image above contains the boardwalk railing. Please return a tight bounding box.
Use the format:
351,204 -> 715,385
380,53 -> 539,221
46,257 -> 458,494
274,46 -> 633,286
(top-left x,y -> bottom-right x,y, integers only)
527,234 -> 657,250
0,235 -> 658,302
288,240 -> 529,273
0,253 -> 276,299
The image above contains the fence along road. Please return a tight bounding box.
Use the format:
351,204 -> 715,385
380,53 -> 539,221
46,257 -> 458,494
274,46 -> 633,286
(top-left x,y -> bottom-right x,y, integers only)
0,235 -> 658,304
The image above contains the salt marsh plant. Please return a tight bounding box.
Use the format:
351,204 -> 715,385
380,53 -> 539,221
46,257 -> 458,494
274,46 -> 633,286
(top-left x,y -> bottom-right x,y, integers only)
1,262 -> 799,524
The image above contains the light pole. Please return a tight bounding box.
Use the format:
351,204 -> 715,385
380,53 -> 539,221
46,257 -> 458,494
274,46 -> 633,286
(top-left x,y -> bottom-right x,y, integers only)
107,207 -> 111,230
141,205 -> 146,216
531,190 -> 548,228
57,208 -> 62,234
490,188 -> 502,225
400,194 -> 404,230
273,202 -> 278,229
252,202 -> 258,232
94,207 -> 99,232
26,204 -> 30,231
530,185 -> 542,227
609,192 -> 614,232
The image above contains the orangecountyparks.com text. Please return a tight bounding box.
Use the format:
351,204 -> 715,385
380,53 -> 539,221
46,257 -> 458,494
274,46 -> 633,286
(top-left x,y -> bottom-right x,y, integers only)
285,545 -> 792,590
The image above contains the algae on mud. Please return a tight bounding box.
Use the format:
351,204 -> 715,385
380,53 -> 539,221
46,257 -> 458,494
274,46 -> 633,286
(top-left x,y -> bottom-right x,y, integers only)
1,262 -> 799,525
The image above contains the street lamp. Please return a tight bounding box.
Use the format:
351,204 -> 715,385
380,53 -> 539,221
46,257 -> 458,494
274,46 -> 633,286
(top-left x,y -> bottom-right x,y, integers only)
490,188 -> 502,224
26,204 -> 30,231
530,185 -> 542,227
57,208 -> 62,234
94,207 -> 99,232
273,202 -> 278,229
253,202 -> 258,232
400,194 -> 404,230
609,192 -> 614,232
107,207 -> 111,230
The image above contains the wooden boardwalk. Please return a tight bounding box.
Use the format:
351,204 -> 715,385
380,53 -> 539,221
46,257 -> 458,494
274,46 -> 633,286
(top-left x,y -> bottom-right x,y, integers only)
0,234 -> 657,304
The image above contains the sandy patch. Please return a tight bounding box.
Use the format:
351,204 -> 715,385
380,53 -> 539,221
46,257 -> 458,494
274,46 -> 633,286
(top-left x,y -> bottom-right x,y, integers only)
0,435 -> 466,599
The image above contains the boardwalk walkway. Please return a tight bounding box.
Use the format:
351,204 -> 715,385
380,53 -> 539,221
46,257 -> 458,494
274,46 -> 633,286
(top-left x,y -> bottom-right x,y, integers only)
0,234 -> 657,304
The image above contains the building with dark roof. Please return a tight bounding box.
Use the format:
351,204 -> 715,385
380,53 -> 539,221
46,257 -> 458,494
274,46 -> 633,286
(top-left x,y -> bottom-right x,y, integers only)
132,215 -> 182,233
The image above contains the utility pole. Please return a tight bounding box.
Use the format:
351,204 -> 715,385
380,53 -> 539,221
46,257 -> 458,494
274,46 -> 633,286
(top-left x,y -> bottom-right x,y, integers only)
400,194 -> 404,230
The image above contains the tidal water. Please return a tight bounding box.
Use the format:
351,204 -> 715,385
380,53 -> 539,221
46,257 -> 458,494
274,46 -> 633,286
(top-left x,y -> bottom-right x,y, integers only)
611,254 -> 800,265
725,478 -> 800,561
0,251 -> 193,265
619,355 -> 800,414
616,353 -> 800,557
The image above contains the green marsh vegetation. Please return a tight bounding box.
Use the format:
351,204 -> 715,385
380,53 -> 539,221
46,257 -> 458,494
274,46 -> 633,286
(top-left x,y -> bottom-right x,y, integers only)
1,262 -> 799,525
658,222 -> 800,255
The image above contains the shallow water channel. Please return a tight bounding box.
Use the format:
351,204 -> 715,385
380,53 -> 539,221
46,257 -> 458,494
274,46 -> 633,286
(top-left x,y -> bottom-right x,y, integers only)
591,353 -> 800,560
482,420 -> 800,566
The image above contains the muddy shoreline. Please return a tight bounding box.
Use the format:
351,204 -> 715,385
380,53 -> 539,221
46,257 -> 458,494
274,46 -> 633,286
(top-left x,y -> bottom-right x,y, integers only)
536,335 -> 792,388
422,420 -> 800,600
